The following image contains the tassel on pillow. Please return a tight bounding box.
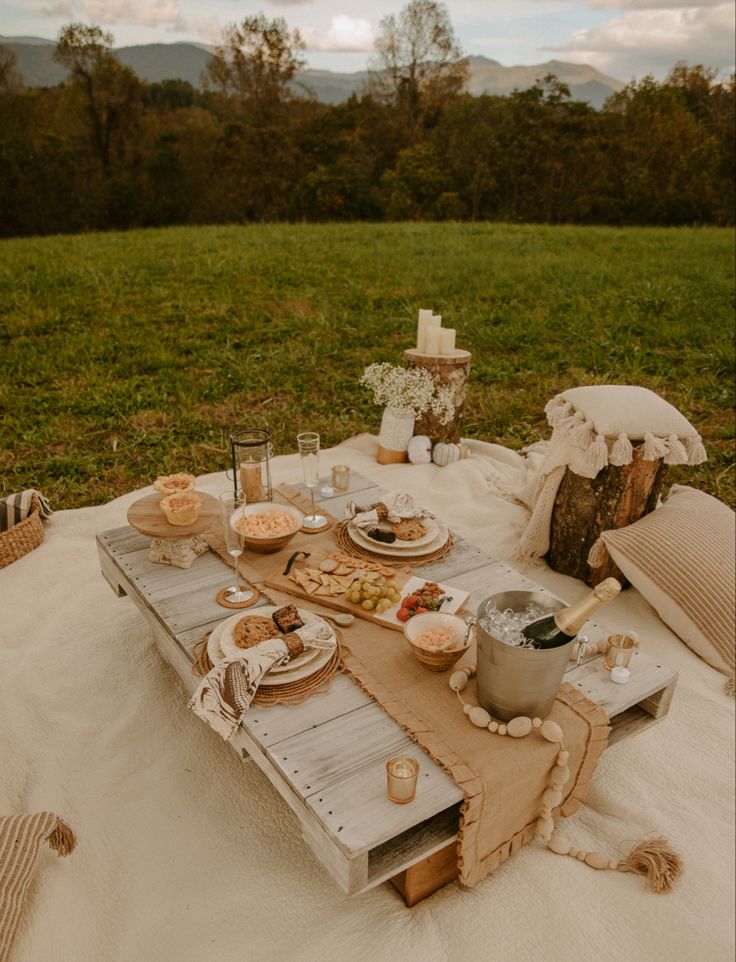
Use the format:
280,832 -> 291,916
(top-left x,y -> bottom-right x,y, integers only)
581,433 -> 609,476
609,432 -> 633,466
554,409 -> 585,435
684,433 -> 707,465
544,395 -> 563,421
664,434 -> 689,466
587,538 -> 609,568
570,418 -> 595,447
640,432 -> 669,461
547,400 -> 573,427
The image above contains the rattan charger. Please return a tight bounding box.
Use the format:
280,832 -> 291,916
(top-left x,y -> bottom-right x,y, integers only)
0,496 -> 44,569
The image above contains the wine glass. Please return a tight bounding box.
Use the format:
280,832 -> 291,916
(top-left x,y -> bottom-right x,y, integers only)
219,492 -> 254,603
296,431 -> 327,530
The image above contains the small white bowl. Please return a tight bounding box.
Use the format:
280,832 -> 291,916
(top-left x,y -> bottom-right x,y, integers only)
230,502 -> 304,554
403,612 -> 468,671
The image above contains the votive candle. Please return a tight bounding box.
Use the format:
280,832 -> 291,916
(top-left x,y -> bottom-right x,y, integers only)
386,755 -> 420,804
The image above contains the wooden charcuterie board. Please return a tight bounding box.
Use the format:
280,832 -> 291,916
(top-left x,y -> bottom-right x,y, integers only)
263,547 -> 414,633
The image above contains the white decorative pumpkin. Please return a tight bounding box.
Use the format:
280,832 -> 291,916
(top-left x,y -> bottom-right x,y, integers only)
432,442 -> 461,466
407,434 -> 432,464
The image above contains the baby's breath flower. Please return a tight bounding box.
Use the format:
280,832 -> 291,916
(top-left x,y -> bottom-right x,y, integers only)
361,362 -> 459,425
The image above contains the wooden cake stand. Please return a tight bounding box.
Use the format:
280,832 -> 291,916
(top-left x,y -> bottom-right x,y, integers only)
127,492 -> 219,568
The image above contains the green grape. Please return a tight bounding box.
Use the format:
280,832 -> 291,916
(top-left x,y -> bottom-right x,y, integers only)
361,599 -> 375,610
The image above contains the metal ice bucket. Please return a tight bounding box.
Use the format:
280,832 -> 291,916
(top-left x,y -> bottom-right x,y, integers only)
476,590 -> 574,721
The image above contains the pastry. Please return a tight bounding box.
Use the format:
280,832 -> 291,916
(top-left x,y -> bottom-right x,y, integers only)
367,527 -> 397,544
272,604 -> 304,633
154,473 -> 196,496
234,615 -> 280,649
160,491 -> 202,526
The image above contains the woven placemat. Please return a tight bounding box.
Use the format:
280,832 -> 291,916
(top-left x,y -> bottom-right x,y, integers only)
192,628 -> 343,707
333,520 -> 454,566
215,585 -> 261,609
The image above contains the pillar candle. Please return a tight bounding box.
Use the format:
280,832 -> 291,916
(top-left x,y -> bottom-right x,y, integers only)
240,464 -> 265,503
424,324 -> 442,355
416,309 -> 433,352
439,328 -> 456,354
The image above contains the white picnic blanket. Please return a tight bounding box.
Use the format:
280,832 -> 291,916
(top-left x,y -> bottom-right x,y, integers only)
1,435 -> 733,962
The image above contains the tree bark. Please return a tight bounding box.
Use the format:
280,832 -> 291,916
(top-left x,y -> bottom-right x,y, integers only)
404,348 -> 471,444
548,449 -> 669,587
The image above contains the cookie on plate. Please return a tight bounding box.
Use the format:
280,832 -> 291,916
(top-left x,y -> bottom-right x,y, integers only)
392,518 -> 427,542
233,615 -> 280,649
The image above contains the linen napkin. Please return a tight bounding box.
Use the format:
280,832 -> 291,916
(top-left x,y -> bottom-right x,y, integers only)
346,491 -> 434,531
0,489 -> 52,533
188,623 -> 335,740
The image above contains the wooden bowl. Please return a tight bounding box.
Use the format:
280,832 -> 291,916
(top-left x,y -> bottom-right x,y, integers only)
231,502 -> 304,554
403,612 -> 469,672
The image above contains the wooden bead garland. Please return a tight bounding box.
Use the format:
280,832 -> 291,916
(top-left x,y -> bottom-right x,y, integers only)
449,663 -> 569,844
449,663 -> 684,893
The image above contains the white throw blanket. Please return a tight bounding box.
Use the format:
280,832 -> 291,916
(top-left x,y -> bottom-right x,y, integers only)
1,435 -> 733,962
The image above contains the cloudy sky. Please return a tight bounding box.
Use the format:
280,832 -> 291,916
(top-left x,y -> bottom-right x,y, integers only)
2,0 -> 734,82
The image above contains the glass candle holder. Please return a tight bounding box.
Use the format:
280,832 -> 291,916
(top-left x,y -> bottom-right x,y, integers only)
386,755 -> 419,804
229,428 -> 273,504
331,464 -> 350,492
604,632 -> 639,671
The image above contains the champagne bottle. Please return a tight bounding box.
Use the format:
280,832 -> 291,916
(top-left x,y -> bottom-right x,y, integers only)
522,578 -> 622,650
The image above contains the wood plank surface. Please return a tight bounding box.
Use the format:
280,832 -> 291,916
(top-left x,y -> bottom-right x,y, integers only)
127,491 -> 220,538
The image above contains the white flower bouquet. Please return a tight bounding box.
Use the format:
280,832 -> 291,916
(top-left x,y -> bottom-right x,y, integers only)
360,363 -> 454,425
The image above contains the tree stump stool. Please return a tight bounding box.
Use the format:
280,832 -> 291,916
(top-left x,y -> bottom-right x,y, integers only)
404,348 -> 472,444
518,386 -> 707,584
548,449 -> 669,587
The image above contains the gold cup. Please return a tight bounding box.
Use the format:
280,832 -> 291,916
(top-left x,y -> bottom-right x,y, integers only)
604,632 -> 639,671
331,464 -> 350,492
386,755 -> 419,804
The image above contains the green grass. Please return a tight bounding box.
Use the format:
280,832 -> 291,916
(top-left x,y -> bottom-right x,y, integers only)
1,222 -> 734,510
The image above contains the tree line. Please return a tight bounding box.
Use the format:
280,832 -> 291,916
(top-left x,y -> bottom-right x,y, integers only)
0,1 -> 733,238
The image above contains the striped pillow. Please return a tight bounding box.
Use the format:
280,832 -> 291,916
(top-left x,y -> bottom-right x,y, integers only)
0,813 -> 76,962
599,485 -> 735,678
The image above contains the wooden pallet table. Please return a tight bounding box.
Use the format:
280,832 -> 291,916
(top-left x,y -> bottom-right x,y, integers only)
96,472 -> 677,905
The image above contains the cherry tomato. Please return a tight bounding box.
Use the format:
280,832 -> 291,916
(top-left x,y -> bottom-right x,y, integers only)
396,607 -> 411,623
415,606 -> 429,615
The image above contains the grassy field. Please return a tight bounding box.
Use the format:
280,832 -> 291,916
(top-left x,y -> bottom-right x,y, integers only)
1,222 -> 733,510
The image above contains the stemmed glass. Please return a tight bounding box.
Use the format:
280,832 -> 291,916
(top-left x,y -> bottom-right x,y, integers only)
297,432 -> 328,530
219,492 -> 254,604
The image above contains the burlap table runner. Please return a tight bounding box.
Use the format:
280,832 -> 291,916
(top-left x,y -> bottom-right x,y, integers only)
205,486 -> 610,887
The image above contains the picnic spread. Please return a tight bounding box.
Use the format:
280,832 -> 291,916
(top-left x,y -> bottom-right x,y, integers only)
1,331 -> 734,961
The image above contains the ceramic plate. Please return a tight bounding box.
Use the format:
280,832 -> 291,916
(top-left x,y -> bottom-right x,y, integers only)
208,607 -> 335,678
373,576 -> 470,627
348,515 -> 439,550
347,522 -> 449,558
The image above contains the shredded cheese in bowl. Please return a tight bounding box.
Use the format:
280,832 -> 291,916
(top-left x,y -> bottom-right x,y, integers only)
415,627 -> 457,650
236,509 -> 299,538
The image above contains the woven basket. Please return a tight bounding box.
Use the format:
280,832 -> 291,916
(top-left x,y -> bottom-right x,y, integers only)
0,497 -> 44,569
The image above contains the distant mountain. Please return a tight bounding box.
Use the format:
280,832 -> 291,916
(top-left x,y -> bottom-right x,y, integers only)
0,37 -> 624,109
465,56 -> 624,109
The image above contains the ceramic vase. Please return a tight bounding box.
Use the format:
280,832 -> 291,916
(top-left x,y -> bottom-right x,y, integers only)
377,407 -> 415,463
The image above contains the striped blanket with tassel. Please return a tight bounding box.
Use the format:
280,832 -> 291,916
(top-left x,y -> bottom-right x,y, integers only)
0,812 -> 76,962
